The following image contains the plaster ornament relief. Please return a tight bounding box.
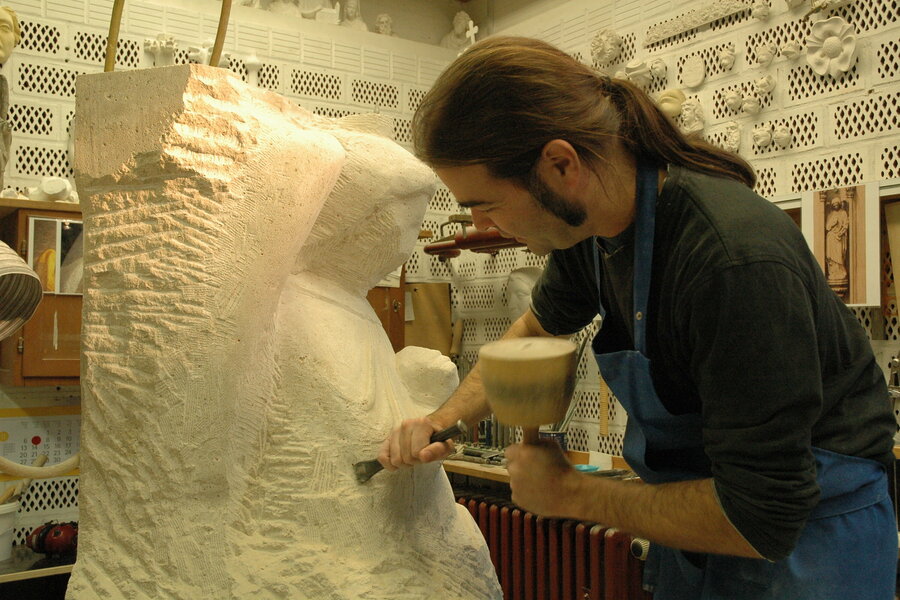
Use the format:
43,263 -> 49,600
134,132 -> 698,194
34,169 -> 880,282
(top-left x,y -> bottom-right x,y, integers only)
658,88 -> 687,118
718,43 -> 736,70
645,0 -> 751,46
681,54 -> 706,88
752,124 -> 773,147
784,0 -> 805,7
68,64 -> 503,600
806,16 -> 858,78
723,121 -> 742,153
316,3 -> 341,25
375,13 -> 397,36
143,33 -> 176,67
773,123 -> 793,148
625,59 -> 652,90
756,42 -> 777,66
724,88 -> 744,111
267,0 -> 302,16
781,40 -> 803,60
187,39 -> 230,68
754,74 -> 776,94
591,29 -> 623,65
681,97 -> 705,134
742,94 -> 763,115
614,69 -> 628,80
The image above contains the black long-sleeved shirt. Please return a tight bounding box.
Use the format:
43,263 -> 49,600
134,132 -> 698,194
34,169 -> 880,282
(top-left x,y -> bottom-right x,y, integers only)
531,165 -> 896,560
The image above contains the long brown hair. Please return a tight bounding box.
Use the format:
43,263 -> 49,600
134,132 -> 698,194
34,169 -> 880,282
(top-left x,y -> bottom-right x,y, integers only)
413,36 -> 755,189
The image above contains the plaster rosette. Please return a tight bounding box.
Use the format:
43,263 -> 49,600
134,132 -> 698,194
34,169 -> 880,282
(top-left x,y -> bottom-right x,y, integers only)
806,16 -> 858,78
68,64 -> 501,600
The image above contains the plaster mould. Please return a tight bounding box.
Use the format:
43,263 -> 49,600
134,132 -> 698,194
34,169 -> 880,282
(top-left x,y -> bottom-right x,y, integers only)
644,0 -> 751,47
68,64 -> 501,600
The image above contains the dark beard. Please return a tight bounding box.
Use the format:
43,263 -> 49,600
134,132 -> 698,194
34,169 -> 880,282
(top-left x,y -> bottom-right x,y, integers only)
527,170 -> 587,227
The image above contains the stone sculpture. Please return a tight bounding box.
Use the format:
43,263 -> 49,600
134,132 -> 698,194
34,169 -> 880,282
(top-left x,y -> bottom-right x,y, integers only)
68,64 -> 502,600
0,5 -> 20,191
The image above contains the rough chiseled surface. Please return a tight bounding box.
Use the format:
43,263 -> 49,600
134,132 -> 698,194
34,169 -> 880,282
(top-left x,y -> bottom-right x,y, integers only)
70,64 -> 501,600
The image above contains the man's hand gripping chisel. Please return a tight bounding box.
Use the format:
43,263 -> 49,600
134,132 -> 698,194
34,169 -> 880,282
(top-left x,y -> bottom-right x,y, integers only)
353,420 -> 468,484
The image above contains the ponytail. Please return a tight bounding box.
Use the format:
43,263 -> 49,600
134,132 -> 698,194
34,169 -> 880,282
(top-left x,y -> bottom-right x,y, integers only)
414,36 -> 756,189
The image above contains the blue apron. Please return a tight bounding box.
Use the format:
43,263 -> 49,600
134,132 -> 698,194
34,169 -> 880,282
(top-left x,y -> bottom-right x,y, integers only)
591,162 -> 897,600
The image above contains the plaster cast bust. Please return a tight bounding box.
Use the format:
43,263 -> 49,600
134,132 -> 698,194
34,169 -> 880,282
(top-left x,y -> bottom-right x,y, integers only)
68,65 -> 502,600
0,5 -> 20,191
267,0 -> 302,16
591,29 -> 623,65
650,58 -> 667,80
625,59 -> 652,90
341,0 -> 368,31
441,11 -> 472,51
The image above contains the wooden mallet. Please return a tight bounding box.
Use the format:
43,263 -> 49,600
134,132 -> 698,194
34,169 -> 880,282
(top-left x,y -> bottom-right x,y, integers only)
478,338 -> 577,444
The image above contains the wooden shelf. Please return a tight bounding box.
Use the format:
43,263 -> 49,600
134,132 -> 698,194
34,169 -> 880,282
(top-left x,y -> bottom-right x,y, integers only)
444,451 -> 630,484
0,546 -> 73,584
0,198 -> 80,221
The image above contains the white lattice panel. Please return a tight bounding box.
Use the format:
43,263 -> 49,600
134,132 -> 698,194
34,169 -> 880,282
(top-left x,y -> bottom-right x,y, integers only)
712,80 -> 776,121
832,92 -> 900,142
787,62 -> 863,104
792,152 -> 864,193
754,166 -> 780,199
883,144 -> 900,180
752,112 -> 820,155
677,41 -> 735,86
290,68 -> 343,101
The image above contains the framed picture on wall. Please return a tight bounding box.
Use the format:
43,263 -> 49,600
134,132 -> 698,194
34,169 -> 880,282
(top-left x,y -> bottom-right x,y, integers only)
27,217 -> 84,295
805,184 -> 879,306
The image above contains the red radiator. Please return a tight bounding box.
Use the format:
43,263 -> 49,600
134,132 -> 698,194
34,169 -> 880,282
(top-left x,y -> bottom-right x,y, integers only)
457,493 -> 653,600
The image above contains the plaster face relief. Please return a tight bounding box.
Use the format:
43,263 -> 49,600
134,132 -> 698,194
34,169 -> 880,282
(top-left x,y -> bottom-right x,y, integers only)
69,65 -> 502,600
591,29 -> 623,65
781,40 -> 802,60
718,44 -> 736,71
681,98 -> 705,134
657,88 -> 686,118
756,42 -> 777,66
754,74 -> 776,94
742,94 -> 762,115
752,124 -> 773,148
723,121 -> 742,153
773,123 -> 793,148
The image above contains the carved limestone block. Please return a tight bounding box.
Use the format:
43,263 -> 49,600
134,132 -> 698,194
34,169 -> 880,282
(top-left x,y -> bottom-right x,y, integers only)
69,64 -> 502,600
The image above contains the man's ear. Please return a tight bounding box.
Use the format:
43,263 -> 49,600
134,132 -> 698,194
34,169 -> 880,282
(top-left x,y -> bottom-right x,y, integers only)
537,139 -> 583,188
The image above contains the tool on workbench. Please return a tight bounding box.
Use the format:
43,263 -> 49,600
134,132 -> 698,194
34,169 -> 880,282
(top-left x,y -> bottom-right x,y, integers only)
353,420 -> 468,484
478,337 -> 577,444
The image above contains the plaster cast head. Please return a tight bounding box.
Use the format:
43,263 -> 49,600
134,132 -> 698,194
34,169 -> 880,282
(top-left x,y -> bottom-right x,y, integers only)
395,346 -> 459,413
453,11 -> 470,35
681,98 -> 704,133
742,94 -> 762,115
754,74 -> 776,94
0,6 -> 20,64
650,58 -> 667,80
751,0 -> 770,20
591,29 -> 623,65
756,42 -> 777,66
724,88 -> 743,112
752,125 -> 772,148
773,123 -> 793,148
718,44 -> 736,70
624,59 -> 652,90
375,13 -> 393,35
723,121 -> 741,153
344,0 -> 359,20
780,40 -> 802,60
506,266 -> 543,320
657,88 -> 686,118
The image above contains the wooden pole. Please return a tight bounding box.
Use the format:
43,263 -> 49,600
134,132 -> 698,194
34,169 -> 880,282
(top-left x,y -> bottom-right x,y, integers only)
210,0 -> 233,67
103,0 -> 126,73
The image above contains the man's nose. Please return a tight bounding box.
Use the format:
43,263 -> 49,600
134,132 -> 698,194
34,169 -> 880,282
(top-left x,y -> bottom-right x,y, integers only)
471,209 -> 495,232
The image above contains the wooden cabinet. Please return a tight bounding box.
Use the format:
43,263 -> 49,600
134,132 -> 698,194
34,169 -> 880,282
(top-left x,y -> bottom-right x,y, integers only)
0,200 -> 82,386
367,278 -> 406,353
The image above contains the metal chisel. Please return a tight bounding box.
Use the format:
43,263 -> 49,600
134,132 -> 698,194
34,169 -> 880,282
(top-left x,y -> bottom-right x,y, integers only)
353,420 -> 468,484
